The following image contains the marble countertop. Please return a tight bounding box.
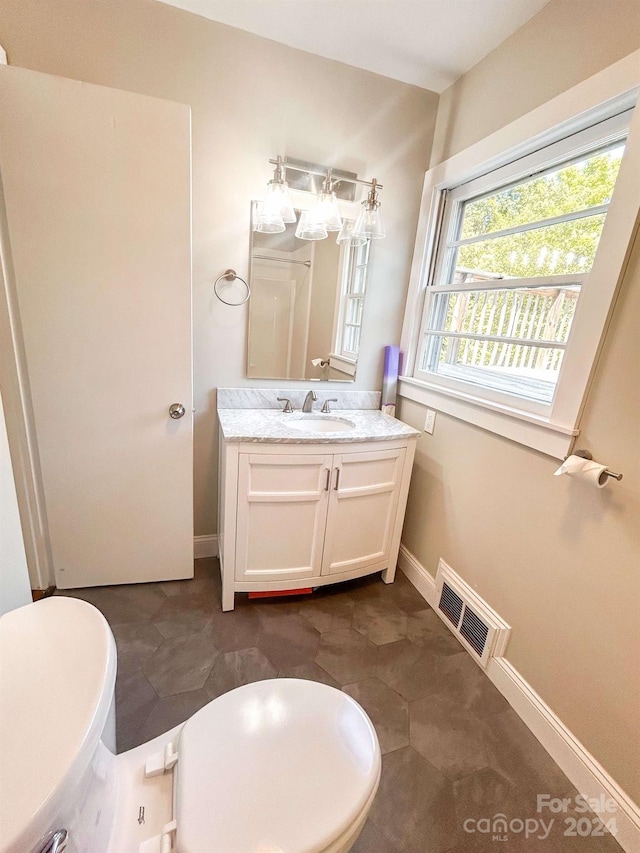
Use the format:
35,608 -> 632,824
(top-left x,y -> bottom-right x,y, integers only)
217,408 -> 420,443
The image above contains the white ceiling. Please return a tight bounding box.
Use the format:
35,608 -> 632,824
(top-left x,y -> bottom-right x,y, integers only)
156,0 -> 551,93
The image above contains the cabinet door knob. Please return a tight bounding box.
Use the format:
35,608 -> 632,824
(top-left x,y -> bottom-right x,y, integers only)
334,468 -> 341,491
324,468 -> 331,491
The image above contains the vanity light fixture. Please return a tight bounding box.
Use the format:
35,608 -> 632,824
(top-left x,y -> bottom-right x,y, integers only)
256,155 -> 296,234
259,156 -> 385,244
352,179 -> 385,241
314,170 -> 343,232
336,218 -> 367,248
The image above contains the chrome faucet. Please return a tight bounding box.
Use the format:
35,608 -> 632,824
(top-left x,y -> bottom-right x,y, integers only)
302,390 -> 318,413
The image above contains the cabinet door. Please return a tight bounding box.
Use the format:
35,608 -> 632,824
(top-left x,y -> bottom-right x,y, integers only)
235,453 -> 332,582
322,448 -> 406,576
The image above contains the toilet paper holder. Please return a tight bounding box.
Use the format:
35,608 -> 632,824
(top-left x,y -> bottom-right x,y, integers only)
571,449 -> 623,482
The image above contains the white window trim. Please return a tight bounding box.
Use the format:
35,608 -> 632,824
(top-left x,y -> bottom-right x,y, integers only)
331,239 -> 370,362
327,353 -> 357,377
400,49 -> 640,458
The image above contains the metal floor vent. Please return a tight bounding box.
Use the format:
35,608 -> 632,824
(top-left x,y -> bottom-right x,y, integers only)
435,561 -> 511,667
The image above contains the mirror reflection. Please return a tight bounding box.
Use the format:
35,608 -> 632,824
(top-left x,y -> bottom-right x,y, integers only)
247,204 -> 370,381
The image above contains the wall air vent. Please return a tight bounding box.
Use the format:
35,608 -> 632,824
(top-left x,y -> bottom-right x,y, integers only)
434,560 -> 511,668
438,581 -> 464,626
460,605 -> 490,657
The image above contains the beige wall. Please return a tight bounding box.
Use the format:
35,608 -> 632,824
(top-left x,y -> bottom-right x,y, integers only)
401,0 -> 640,803
431,0 -> 640,164
0,0 -> 438,535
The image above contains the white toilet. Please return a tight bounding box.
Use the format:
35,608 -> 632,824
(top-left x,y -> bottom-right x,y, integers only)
0,596 -> 381,853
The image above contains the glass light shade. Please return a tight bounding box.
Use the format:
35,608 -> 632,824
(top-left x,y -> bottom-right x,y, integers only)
256,214 -> 286,234
253,198 -> 286,234
315,190 -> 342,231
262,179 -> 296,224
352,204 -> 385,240
336,219 -> 367,247
295,209 -> 328,241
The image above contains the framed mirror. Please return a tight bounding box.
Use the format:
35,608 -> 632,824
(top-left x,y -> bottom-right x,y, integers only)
247,203 -> 371,381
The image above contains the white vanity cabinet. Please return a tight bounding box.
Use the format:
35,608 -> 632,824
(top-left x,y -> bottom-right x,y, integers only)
218,435 -> 416,611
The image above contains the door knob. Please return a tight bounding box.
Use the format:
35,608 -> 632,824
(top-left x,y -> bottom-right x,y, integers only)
38,829 -> 68,853
169,403 -> 186,419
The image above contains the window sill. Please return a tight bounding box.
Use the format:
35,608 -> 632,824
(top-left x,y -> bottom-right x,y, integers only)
398,376 -> 578,459
328,354 -> 357,376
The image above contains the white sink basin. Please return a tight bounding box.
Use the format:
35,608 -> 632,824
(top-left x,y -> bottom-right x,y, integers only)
284,415 -> 356,433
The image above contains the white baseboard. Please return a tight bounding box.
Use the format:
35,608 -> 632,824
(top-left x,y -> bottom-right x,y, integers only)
398,543 -> 437,605
487,656 -> 640,852
397,543 -> 640,853
193,534 -> 218,559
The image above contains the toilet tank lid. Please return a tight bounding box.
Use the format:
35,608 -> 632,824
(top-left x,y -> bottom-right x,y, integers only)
175,679 -> 381,853
0,597 -> 116,853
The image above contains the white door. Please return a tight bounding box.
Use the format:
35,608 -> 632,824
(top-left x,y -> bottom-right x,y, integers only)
235,452 -> 332,582
0,391 -> 32,614
0,66 -> 193,588
322,448 -> 405,576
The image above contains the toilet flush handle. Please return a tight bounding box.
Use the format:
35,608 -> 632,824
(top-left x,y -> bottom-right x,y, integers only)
38,829 -> 68,853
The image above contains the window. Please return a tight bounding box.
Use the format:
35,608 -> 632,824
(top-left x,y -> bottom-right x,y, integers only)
400,59 -> 640,456
339,240 -> 369,358
417,116 -> 627,415
330,239 -> 370,374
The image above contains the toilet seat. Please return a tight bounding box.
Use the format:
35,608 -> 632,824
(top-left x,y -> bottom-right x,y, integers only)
173,678 -> 381,853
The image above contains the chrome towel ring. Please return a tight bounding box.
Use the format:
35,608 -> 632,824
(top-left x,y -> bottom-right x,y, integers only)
214,269 -> 251,306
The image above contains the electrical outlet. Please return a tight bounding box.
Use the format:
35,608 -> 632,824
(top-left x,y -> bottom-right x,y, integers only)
424,409 -> 436,434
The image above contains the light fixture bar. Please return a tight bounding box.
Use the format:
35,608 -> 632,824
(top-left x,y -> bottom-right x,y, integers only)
269,157 -> 383,191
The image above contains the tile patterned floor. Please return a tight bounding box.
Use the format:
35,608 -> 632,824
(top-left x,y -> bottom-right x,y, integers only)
58,560 -> 622,852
